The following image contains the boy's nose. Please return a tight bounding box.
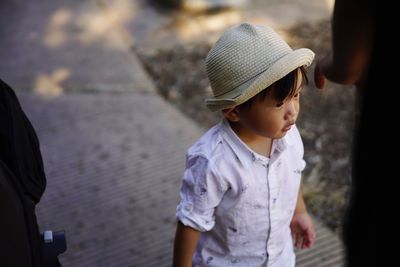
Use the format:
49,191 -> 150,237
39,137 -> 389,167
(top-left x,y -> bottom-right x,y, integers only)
285,101 -> 298,119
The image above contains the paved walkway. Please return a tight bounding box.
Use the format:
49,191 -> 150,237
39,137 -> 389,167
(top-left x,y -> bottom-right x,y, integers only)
1,0 -> 344,266
19,91 -> 201,266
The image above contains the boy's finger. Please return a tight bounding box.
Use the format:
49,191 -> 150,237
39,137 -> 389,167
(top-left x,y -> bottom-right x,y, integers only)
308,228 -> 315,245
304,238 -> 310,249
295,236 -> 303,248
303,239 -> 310,249
305,233 -> 315,248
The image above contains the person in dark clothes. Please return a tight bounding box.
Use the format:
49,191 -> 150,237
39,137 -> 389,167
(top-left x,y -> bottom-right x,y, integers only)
0,79 -> 46,267
313,1 -> 381,265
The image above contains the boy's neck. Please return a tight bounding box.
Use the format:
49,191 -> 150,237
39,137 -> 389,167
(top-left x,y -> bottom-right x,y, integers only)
228,120 -> 273,158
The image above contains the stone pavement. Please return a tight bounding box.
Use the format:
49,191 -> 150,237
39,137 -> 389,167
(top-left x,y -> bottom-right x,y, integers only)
1,0 -> 344,266
18,91 -> 201,266
0,0 -> 149,93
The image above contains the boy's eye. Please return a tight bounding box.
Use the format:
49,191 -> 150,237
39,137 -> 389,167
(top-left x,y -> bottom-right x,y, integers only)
294,92 -> 301,98
275,102 -> 284,108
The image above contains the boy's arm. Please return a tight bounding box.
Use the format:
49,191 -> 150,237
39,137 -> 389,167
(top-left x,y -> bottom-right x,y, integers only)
290,185 -> 315,249
173,221 -> 201,267
294,185 -> 307,214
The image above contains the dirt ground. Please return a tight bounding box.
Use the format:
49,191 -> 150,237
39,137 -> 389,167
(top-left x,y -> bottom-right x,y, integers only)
136,19 -> 356,234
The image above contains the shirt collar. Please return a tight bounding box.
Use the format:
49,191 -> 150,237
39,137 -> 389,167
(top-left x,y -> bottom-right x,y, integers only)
220,118 -> 295,166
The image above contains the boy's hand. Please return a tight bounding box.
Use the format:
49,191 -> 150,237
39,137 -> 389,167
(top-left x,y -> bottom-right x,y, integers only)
290,212 -> 315,249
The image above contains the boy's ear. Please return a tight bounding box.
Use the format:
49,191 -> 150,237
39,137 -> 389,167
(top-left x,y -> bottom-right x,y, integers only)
222,106 -> 240,122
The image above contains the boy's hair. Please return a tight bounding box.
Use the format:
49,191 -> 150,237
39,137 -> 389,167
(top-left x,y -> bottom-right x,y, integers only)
236,66 -> 308,111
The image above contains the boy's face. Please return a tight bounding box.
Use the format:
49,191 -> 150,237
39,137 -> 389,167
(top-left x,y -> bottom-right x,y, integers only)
225,71 -> 302,140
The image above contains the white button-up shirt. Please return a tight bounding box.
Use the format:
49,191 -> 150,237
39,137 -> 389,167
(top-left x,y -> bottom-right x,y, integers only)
176,119 -> 306,267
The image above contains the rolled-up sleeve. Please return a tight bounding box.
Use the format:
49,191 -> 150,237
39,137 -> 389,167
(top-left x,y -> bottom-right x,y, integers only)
176,153 -> 227,232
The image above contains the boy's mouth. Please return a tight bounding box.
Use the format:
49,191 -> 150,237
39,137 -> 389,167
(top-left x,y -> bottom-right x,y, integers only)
282,122 -> 295,131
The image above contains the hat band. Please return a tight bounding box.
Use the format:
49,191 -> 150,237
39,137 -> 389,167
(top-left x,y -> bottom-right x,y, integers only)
213,67 -> 267,99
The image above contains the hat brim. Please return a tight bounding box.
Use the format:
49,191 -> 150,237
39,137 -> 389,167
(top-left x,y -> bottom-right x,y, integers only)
205,48 -> 315,111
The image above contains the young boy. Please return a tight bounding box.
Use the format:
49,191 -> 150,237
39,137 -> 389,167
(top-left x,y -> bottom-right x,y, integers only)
173,23 -> 315,267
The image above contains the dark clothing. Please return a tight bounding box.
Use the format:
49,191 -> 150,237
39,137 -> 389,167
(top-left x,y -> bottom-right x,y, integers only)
343,13 -> 386,265
0,80 -> 46,203
0,79 -> 46,267
344,53 -> 378,267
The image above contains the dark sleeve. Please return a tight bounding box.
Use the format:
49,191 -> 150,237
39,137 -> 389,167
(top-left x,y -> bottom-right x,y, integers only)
0,79 -> 46,203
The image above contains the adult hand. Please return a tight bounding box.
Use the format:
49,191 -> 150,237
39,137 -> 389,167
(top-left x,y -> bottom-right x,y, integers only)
314,54 -> 334,90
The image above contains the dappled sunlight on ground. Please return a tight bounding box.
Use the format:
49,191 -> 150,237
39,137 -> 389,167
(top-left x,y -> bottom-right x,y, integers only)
168,9 -> 242,42
0,0 -> 141,93
0,0 -> 143,94
43,9 -> 72,48
34,68 -> 71,97
77,0 -> 136,48
130,0 -> 334,50
42,0 -> 136,50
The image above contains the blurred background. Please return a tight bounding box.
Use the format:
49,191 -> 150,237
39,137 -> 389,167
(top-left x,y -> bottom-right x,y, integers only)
0,0 -> 354,266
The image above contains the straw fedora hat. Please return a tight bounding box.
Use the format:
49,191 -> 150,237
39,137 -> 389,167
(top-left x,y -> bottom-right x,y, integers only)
205,23 -> 315,111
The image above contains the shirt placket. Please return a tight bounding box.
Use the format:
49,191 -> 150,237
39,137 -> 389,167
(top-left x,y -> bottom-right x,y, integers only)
250,154 -> 275,265
265,149 -> 284,264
